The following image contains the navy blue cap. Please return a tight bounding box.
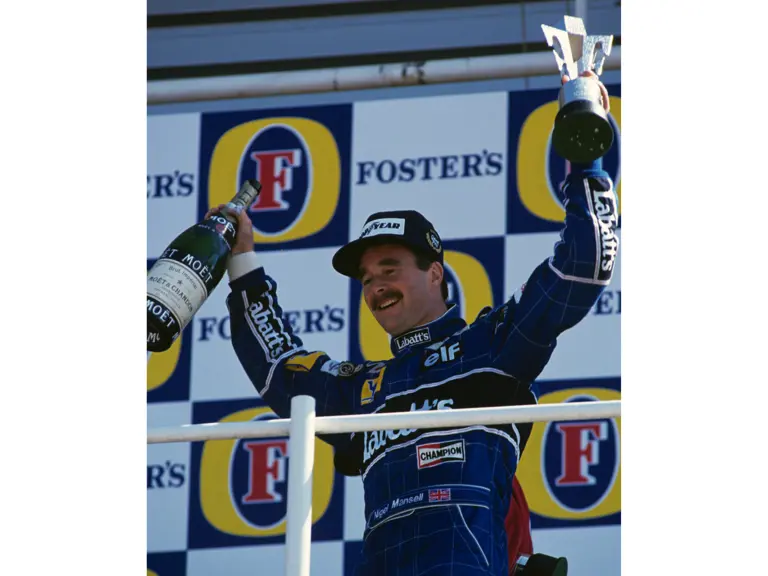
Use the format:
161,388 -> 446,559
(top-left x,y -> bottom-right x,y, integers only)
332,210 -> 443,278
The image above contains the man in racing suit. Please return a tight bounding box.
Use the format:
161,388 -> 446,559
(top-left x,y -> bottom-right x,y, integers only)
215,71 -> 617,575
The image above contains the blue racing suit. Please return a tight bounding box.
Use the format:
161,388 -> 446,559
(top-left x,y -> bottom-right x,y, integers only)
225,159 -> 618,575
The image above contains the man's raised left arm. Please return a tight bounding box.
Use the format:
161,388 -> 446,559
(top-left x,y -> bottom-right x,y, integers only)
485,73 -> 619,382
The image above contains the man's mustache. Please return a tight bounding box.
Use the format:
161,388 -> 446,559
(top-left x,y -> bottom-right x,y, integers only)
373,289 -> 403,310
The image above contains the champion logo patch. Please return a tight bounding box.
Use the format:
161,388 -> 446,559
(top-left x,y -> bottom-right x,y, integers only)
417,439 -> 465,469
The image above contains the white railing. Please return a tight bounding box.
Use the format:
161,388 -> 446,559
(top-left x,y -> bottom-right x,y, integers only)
147,47 -> 621,105
147,397 -> 621,576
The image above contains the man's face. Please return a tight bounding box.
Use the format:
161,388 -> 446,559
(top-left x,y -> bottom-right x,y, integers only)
359,244 -> 442,337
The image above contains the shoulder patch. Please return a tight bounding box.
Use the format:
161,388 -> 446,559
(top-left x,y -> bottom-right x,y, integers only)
361,365 -> 386,405
338,361 -> 364,377
320,359 -> 341,376
285,351 -> 326,372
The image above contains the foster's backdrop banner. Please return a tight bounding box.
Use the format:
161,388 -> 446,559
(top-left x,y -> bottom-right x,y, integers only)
147,84 -> 622,576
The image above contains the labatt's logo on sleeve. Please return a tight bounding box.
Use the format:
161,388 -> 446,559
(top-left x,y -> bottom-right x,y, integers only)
358,248 -> 494,361
515,386 -> 621,523
592,187 -> 619,279
197,406 -> 336,539
207,116 -> 342,243
246,298 -> 298,361
515,93 -> 622,225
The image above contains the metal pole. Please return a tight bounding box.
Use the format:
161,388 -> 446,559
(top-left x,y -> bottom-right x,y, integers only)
315,400 -> 620,435
147,47 -> 620,105
284,395 -> 316,576
147,401 -> 621,444
575,0 -> 587,27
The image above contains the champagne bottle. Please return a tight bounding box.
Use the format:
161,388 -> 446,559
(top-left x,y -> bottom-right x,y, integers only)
147,179 -> 262,353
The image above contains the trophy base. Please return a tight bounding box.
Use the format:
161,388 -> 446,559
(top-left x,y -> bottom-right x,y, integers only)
552,99 -> 614,164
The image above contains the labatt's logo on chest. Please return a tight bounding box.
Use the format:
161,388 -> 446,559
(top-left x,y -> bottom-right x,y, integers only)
394,327 -> 431,351
363,398 -> 454,465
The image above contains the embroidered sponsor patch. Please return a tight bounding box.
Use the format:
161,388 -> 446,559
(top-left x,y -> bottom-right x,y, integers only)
394,327 -> 431,351
285,351 -> 326,372
428,488 -> 452,502
426,230 -> 441,253
423,341 -> 462,369
338,361 -> 363,377
417,439 -> 466,469
589,184 -> 619,282
360,366 -> 385,405
246,299 -> 293,360
320,359 -> 341,375
359,217 -> 406,238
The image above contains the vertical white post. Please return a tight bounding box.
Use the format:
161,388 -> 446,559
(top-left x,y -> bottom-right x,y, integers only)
284,395 -> 317,576
575,0 -> 587,27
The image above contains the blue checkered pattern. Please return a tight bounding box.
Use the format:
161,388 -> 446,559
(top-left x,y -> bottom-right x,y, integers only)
147,84 -> 622,576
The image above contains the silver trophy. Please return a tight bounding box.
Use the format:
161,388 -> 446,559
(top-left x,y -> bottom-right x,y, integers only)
542,16 -> 614,163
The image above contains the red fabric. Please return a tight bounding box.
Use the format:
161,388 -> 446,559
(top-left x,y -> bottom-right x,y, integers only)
505,476 -> 534,573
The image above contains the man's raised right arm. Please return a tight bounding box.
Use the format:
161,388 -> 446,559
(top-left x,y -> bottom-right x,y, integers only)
225,251 -> 359,423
